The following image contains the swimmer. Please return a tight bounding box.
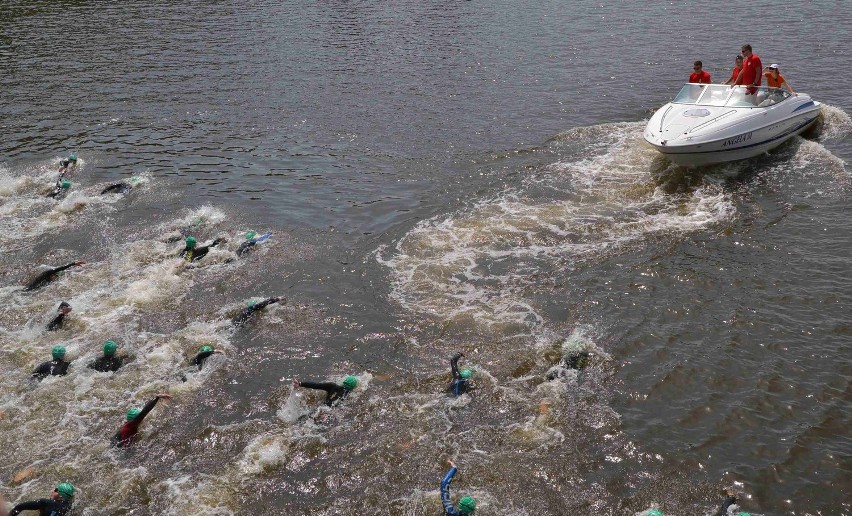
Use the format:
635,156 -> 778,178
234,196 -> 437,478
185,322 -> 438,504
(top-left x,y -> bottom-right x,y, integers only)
101,176 -> 141,195
231,296 -> 284,326
46,301 -> 72,331
179,236 -> 224,263
718,492 -> 751,516
88,340 -> 124,373
23,260 -> 86,292
236,231 -> 273,257
111,393 -> 173,448
8,482 -> 74,516
56,154 -> 77,179
441,460 -> 476,515
191,344 -> 224,370
292,375 -> 358,407
448,352 -> 473,397
32,345 -> 71,380
47,180 -> 72,199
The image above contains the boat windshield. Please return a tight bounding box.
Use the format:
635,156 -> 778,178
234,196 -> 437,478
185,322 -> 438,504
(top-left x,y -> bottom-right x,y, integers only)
672,84 -> 792,108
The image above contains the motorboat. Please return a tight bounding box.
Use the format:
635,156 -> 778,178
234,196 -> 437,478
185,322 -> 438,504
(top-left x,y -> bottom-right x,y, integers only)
644,84 -> 821,166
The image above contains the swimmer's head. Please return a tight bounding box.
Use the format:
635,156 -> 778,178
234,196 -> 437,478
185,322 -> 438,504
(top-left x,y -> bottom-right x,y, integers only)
460,368 -> 473,379
68,154 -> 77,162
458,496 -> 476,514
52,345 -> 66,360
126,408 -> 141,421
185,236 -> 197,248
199,345 -> 214,354
55,482 -> 75,499
103,341 -> 117,356
245,231 -> 256,240
342,376 -> 358,390
60,181 -> 71,189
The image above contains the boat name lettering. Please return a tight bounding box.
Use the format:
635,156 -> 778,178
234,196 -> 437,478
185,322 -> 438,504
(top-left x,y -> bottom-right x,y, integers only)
722,132 -> 753,147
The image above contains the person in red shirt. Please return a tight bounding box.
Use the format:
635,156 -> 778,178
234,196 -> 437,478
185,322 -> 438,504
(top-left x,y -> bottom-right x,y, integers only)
111,393 -> 173,448
689,61 -> 712,84
733,44 -> 762,93
723,55 -> 744,85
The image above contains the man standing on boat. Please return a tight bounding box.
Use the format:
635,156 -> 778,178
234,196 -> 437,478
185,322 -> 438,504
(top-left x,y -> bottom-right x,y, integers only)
733,44 -> 762,93
689,61 -> 712,84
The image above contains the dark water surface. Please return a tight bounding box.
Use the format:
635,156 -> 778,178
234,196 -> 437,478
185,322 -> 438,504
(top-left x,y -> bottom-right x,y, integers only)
1,1 -> 850,514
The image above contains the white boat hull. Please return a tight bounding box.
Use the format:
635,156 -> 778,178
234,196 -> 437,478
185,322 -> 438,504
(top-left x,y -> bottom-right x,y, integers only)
644,84 -> 822,167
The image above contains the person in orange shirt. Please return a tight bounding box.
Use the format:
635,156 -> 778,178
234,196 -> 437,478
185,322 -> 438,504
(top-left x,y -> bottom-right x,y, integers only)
689,60 -> 712,84
764,64 -> 795,94
723,55 -> 744,85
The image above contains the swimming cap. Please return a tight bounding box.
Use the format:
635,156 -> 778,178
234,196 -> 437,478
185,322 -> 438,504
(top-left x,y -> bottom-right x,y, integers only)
342,376 -> 358,390
52,345 -> 66,360
103,341 -> 117,356
458,496 -> 476,514
61,181 -> 71,189
68,154 -> 77,162
460,368 -> 473,379
247,299 -> 257,308
200,345 -> 214,354
56,482 -> 75,498
130,176 -> 140,185
646,510 -> 663,516
245,231 -> 256,240
739,514 -> 751,516
127,407 -> 141,421
185,236 -> 197,248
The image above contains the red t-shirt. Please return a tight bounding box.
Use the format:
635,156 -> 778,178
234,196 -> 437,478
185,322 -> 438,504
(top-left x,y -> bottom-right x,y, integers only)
689,70 -> 712,84
738,54 -> 762,86
729,66 -> 742,83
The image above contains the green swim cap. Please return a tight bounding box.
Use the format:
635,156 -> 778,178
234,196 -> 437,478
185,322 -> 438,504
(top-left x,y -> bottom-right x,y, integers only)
130,176 -> 140,185
199,345 -> 213,354
185,236 -> 197,248
68,154 -> 77,162
60,181 -> 71,189
245,231 -> 256,240
52,345 -> 66,360
247,299 -> 257,308
56,482 -> 75,498
458,496 -> 476,514
739,513 -> 751,516
342,376 -> 358,390
127,407 -> 141,421
646,510 -> 664,516
103,340 -> 117,356
460,368 -> 473,379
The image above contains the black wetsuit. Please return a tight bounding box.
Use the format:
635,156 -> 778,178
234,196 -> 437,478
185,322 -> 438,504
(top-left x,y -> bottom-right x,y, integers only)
231,297 -> 281,326
235,240 -> 257,257
46,302 -> 71,331
111,395 -> 163,448
24,263 -> 83,291
179,239 -> 223,262
300,381 -> 351,406
448,353 -> 470,397
88,355 -> 124,373
718,495 -> 738,516
101,182 -> 132,194
32,359 -> 70,380
9,497 -> 72,516
191,350 -> 215,370
47,183 -> 70,199
565,351 -> 590,370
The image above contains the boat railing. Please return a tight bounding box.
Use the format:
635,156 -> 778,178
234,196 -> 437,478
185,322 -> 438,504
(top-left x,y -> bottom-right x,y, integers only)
673,84 -> 792,108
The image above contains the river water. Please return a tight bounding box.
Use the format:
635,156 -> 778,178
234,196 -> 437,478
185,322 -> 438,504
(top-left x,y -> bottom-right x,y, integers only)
1,1 -> 850,515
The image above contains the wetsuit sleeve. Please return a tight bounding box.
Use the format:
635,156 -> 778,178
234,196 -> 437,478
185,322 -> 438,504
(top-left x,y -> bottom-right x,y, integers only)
9,498 -> 55,515
440,467 -> 461,516
450,353 -> 462,380
135,395 -> 161,422
253,297 -> 279,311
46,313 -> 65,331
299,381 -> 345,405
32,361 -> 51,378
52,262 -> 80,274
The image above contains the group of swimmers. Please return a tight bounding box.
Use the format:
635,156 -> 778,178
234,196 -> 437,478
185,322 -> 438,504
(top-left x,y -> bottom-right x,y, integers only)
4,156 -> 752,515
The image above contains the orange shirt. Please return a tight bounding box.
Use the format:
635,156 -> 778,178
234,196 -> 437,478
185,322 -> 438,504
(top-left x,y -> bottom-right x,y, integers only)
764,72 -> 786,88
